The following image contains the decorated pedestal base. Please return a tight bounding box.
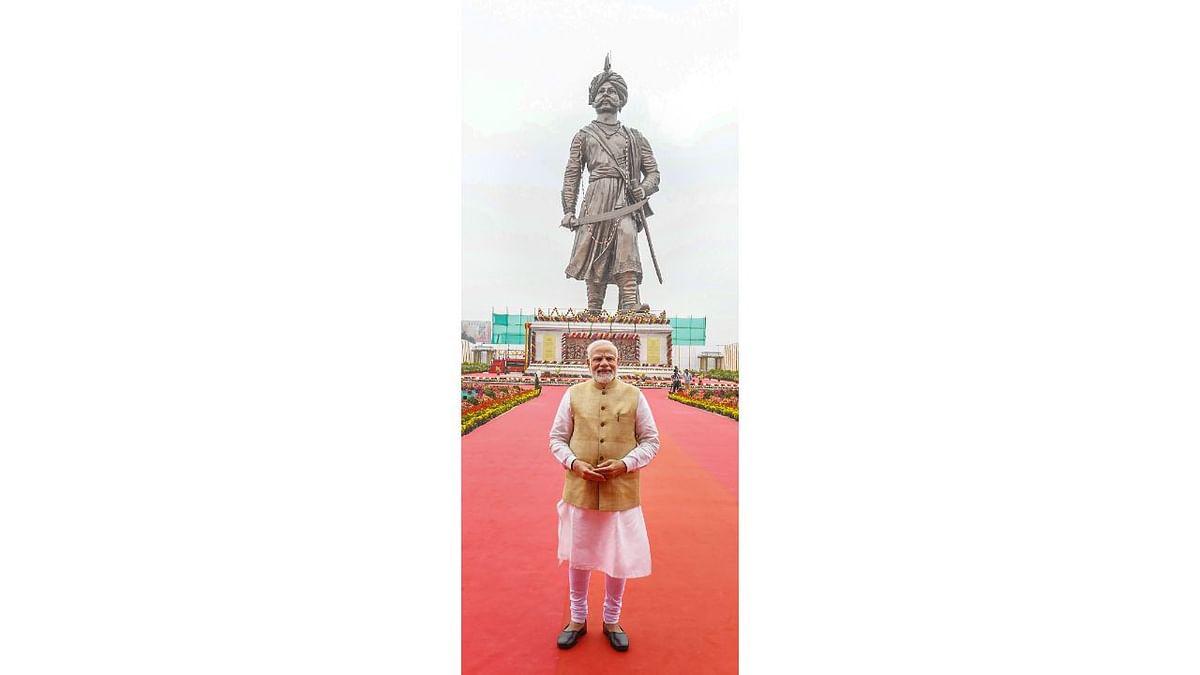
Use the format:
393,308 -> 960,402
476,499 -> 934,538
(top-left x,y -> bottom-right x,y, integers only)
524,308 -> 674,378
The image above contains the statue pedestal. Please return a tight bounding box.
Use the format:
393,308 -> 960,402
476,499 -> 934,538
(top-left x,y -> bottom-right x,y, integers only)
524,309 -> 674,378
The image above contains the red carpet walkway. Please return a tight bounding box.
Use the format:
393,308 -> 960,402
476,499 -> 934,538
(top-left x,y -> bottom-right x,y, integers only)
462,385 -> 738,674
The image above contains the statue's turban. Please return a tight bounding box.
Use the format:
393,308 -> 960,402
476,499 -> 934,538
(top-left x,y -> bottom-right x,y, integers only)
588,55 -> 628,108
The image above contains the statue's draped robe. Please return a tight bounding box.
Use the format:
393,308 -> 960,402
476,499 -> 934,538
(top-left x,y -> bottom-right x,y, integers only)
561,122 -> 660,285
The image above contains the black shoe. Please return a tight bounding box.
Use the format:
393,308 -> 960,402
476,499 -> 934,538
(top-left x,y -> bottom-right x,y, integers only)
556,621 -> 586,649
603,624 -> 629,652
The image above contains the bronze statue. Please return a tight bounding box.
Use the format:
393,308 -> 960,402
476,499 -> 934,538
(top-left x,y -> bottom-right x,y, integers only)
560,54 -> 662,315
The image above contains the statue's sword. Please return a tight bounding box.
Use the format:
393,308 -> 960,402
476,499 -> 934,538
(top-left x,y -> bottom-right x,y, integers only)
639,212 -> 665,285
574,199 -> 648,226
573,199 -> 664,285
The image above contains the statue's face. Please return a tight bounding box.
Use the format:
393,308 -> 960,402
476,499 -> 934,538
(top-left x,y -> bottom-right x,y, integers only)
588,347 -> 618,382
593,81 -> 622,113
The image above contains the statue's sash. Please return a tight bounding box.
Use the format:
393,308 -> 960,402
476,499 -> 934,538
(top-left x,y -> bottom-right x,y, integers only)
579,124 -> 654,219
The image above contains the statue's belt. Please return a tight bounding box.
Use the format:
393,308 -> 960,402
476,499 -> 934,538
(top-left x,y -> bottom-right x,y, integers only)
575,199 -> 648,226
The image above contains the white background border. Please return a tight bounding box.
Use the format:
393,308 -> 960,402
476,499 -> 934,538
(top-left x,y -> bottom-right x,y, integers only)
2,1 -> 1198,673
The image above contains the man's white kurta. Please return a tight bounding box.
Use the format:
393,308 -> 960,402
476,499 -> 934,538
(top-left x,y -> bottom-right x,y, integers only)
549,385 -> 660,578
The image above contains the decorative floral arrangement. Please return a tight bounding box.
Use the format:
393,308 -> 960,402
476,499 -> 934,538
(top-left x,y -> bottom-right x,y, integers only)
535,307 -> 670,324
536,375 -> 589,386
460,383 -> 526,409
668,387 -> 739,421
461,386 -> 541,435
529,373 -> 675,388
562,332 -> 643,340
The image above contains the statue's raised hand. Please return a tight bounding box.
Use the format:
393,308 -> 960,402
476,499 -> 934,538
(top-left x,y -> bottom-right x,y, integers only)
561,213 -> 578,230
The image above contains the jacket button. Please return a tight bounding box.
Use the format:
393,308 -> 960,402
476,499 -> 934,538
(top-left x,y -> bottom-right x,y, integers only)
600,438 -> 605,443
601,406 -> 606,410
600,422 -> 606,427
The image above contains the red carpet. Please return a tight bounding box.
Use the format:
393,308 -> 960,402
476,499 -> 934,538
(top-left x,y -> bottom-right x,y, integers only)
462,385 -> 738,674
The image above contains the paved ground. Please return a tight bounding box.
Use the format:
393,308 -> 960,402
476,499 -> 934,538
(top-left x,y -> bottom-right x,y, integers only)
462,385 -> 738,674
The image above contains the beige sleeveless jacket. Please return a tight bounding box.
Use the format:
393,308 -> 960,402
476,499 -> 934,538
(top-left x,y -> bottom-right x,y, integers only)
562,379 -> 642,511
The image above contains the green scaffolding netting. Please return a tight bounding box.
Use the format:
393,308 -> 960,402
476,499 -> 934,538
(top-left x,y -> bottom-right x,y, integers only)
670,316 -> 707,345
491,312 -> 535,345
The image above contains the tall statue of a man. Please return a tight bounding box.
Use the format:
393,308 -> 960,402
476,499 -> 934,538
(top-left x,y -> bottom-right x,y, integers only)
560,55 -> 661,314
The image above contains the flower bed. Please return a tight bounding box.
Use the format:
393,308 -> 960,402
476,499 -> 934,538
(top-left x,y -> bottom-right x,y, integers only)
462,373 -> 534,386
668,387 -> 739,421
620,374 -> 673,388
535,375 -> 588,386
530,374 -> 674,388
461,385 -> 541,435
461,382 -> 527,410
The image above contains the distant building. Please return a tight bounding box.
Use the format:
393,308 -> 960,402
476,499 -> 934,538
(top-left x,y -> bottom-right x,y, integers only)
461,320 -> 492,345
671,345 -> 721,371
698,350 -> 724,371
723,343 -> 739,371
467,343 -> 525,364
461,339 -> 472,363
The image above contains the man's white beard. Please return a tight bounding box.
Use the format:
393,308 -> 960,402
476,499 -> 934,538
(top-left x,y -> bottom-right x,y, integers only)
593,371 -> 616,384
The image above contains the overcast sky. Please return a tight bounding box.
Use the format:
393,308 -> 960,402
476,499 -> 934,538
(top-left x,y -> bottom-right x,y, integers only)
462,0 -> 738,347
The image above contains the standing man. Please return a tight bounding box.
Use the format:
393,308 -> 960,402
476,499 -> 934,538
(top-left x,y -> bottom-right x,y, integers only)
549,339 -> 660,652
560,55 -> 661,314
